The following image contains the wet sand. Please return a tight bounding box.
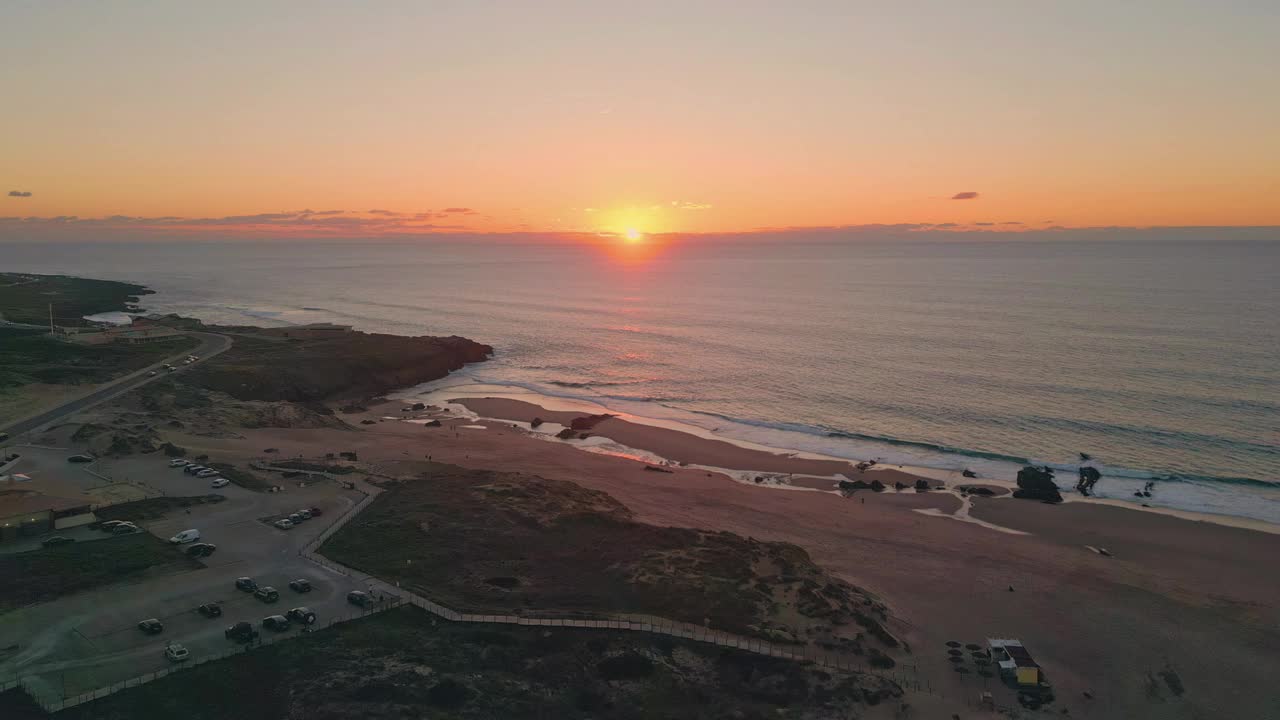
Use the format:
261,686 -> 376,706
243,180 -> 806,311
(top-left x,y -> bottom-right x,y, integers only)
456,396 -> 864,476
172,401 -> 1280,720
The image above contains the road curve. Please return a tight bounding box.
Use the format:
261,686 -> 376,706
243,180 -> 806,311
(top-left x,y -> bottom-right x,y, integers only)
0,331 -> 232,439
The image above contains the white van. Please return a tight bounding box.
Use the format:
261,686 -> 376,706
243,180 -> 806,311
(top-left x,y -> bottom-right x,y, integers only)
168,529 -> 201,544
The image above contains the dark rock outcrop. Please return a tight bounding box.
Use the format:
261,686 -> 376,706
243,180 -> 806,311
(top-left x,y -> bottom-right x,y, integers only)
1012,465 -> 1062,503
961,469 -> 977,478
958,486 -> 996,496
1076,466 -> 1102,496
555,428 -> 579,440
530,417 -> 544,429
838,479 -> 885,493
914,479 -> 930,491
569,414 -> 616,431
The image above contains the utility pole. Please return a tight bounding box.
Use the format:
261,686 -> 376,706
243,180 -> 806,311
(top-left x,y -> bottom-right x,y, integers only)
49,303 -> 55,335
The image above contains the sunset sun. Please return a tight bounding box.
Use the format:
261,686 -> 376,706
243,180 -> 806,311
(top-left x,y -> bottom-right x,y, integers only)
624,228 -> 643,243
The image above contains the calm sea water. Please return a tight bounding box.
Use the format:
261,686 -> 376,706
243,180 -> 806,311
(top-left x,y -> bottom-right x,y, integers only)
4,238 -> 1278,522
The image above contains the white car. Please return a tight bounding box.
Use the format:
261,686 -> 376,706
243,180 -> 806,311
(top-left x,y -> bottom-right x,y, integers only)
169,459 -> 189,468
169,529 -> 200,544
273,519 -> 295,530
164,643 -> 190,662
196,469 -> 219,478
210,477 -> 229,488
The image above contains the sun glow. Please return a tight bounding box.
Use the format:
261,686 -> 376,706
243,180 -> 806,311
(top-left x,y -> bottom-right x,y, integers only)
624,228 -> 643,243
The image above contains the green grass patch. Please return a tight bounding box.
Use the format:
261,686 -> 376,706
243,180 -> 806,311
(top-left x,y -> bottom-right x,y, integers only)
0,533 -> 201,613
0,328 -> 196,389
0,273 -> 150,327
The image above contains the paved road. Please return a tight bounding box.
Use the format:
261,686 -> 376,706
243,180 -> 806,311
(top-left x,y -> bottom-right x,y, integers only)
0,331 -> 231,439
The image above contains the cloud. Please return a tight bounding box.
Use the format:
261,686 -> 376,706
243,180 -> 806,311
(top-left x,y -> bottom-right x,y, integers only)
441,207 -> 476,214
974,221 -> 995,226
670,201 -> 712,210
366,209 -> 405,216
0,207 -> 481,239
951,191 -> 980,200
8,190 -> 32,197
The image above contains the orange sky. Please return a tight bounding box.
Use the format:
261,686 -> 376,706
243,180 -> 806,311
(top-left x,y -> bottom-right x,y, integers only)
3,2 -> 1278,239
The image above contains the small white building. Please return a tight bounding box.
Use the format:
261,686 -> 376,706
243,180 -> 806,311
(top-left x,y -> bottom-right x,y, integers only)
988,638 -> 1042,686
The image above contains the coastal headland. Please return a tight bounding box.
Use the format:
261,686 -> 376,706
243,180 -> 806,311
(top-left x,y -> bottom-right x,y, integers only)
2,274 -> 1277,719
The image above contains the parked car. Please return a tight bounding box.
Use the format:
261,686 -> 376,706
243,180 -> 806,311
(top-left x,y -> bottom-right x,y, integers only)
210,477 -> 229,489
347,591 -> 373,608
42,536 -> 75,547
262,615 -> 290,631
111,523 -> 139,535
67,454 -> 95,463
225,621 -> 259,643
308,506 -> 323,517
254,586 -> 280,603
273,519 -> 294,530
138,618 -> 164,634
183,465 -> 206,475
169,459 -> 189,467
187,543 -> 217,557
98,520 -> 124,531
148,370 -> 158,377
168,529 -> 200,544
197,469 -> 219,478
164,643 -> 190,662
235,577 -> 258,592
196,603 -> 222,618
288,578 -> 312,593
287,513 -> 304,525
286,607 -> 317,625
295,509 -> 312,521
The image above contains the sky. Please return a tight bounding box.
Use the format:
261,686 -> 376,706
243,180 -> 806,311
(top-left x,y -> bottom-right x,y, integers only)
2,1 -> 1278,240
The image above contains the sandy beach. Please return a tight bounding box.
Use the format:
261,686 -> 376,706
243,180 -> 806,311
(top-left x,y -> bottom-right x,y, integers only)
166,398 -> 1280,720
454,396 -> 930,490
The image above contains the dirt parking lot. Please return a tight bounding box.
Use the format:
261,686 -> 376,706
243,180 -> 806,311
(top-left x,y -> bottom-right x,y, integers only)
0,445 -> 373,701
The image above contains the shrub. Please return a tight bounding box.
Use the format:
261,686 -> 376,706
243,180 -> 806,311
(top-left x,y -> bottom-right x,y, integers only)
598,652 -> 654,681
426,677 -> 471,707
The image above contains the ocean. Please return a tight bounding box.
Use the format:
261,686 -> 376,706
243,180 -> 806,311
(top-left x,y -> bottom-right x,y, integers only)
3,237 -> 1278,523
